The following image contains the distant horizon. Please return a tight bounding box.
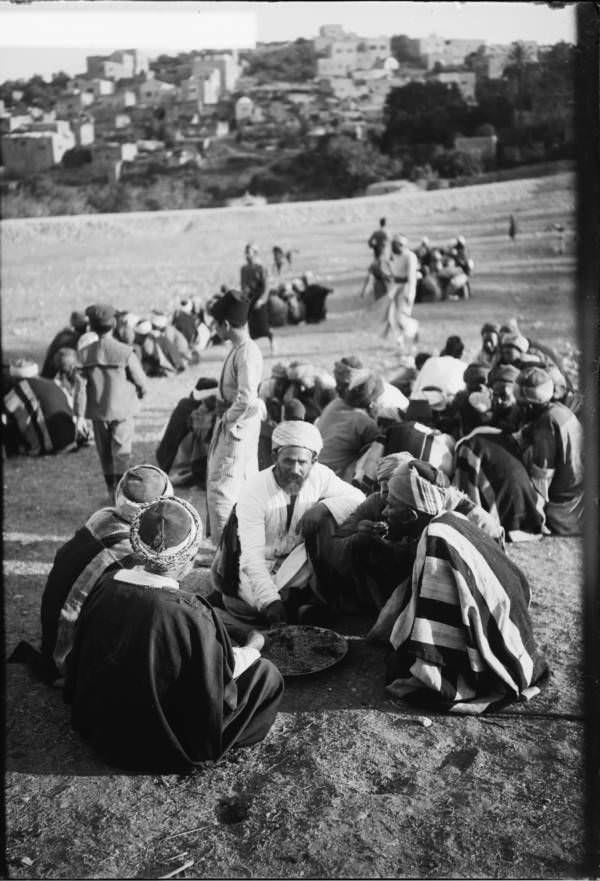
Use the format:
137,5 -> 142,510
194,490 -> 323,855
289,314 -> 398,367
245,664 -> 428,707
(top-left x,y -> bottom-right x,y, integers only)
0,1 -> 576,83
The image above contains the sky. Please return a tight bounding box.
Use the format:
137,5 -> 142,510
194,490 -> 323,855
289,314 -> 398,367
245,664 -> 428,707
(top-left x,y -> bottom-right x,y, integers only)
0,1 -> 577,83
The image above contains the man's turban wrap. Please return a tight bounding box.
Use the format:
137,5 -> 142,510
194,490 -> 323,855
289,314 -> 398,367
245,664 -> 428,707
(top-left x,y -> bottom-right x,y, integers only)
516,366 -> 554,404
387,459 -> 449,516
333,357 -> 363,387
376,452 -> 415,483
115,464 -> 174,524
271,420 -> 323,455
130,496 -> 203,574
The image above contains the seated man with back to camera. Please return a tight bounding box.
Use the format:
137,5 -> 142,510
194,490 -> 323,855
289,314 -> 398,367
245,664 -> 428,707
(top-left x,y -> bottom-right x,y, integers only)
211,420 -> 364,629
65,496 -> 283,773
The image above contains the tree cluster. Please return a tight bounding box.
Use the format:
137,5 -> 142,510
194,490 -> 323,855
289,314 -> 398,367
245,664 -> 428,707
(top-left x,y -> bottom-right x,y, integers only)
242,39 -> 318,83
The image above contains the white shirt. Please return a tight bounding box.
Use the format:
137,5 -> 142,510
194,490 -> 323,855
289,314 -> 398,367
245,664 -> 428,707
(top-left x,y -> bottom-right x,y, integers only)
236,463 -> 365,611
392,249 -> 418,313
411,355 -> 468,399
218,337 -> 264,439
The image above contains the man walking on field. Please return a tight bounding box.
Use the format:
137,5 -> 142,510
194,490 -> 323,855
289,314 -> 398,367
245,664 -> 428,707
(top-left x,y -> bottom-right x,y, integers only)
75,304 -> 147,497
390,235 -> 419,349
206,289 -> 264,546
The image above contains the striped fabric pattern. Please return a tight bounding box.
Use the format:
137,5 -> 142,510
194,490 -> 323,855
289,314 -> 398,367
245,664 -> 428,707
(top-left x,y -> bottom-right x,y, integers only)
409,468 -> 447,515
386,511 -> 548,713
454,429 -> 546,537
4,380 -> 53,454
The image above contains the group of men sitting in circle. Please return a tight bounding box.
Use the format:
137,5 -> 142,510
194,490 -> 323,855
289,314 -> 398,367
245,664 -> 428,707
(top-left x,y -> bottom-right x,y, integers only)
17,364 -> 557,770
368,216 -> 474,305
6,283 -> 580,775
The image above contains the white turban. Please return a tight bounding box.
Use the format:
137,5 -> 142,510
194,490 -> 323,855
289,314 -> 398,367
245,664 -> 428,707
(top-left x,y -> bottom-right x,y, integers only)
272,420 -> 323,455
372,382 -> 409,419
376,452 -> 414,483
151,312 -> 168,330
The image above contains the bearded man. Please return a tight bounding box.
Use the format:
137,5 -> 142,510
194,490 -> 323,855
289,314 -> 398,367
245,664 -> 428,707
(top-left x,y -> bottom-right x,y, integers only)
211,420 -> 364,627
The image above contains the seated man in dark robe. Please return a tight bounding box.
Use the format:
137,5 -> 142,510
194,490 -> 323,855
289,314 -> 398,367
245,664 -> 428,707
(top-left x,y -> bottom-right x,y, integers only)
41,465 -> 174,682
515,366 -> 583,536
300,272 -> 333,324
64,496 -> 283,773
378,462 -> 548,713
172,299 -> 200,347
415,264 -> 442,304
445,362 -> 492,440
453,364 -> 546,540
41,311 -> 88,378
156,377 -> 218,488
151,311 -> 192,372
134,320 -> 176,377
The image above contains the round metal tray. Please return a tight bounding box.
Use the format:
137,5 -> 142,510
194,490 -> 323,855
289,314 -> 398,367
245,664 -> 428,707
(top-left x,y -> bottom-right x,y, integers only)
262,624 -> 348,677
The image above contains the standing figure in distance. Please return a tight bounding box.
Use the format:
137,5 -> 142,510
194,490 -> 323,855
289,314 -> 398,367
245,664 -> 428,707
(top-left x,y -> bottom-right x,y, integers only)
241,243 -> 275,354
75,304 -> 147,498
368,217 -> 389,258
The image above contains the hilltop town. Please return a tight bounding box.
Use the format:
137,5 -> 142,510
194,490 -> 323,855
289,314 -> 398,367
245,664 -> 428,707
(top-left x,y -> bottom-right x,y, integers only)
0,27 -> 574,216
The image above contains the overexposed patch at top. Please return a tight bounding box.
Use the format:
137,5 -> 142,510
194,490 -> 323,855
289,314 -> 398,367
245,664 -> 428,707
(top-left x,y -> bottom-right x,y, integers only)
0,2 -> 257,50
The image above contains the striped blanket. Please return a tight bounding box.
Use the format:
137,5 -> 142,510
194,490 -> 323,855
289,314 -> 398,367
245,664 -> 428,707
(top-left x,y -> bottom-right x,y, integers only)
4,378 -> 76,455
453,428 -> 546,540
385,511 -> 548,713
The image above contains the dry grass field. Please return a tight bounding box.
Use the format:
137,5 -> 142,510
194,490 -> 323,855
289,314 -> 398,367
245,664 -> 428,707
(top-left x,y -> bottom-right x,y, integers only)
2,171 -> 585,879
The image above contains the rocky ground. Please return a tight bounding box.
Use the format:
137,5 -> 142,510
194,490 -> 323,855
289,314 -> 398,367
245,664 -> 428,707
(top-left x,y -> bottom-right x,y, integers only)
2,171 -> 585,878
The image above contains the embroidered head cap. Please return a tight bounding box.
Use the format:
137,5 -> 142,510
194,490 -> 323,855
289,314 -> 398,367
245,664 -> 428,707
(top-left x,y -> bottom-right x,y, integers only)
130,497 -> 203,574
115,465 -> 174,524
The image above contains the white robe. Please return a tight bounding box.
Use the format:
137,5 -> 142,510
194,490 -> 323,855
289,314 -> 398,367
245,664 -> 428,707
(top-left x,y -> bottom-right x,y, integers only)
233,463 -> 365,611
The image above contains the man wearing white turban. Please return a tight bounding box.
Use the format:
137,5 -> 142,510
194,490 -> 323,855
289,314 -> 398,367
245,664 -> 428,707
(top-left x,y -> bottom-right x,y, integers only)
211,420 -> 365,627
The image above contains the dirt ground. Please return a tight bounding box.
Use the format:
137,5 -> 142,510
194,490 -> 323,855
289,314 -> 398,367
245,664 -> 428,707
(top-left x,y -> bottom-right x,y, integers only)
2,172 -> 585,878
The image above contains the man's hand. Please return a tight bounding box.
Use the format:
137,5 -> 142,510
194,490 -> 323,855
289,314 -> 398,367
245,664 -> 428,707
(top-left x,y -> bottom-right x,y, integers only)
246,630 -> 265,652
263,600 -> 288,626
296,502 -> 328,537
353,521 -> 389,552
357,519 -> 389,538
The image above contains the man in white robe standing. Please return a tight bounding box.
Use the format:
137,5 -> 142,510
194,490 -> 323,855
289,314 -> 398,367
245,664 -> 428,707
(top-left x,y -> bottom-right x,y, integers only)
390,235 -> 419,349
206,289 -> 264,546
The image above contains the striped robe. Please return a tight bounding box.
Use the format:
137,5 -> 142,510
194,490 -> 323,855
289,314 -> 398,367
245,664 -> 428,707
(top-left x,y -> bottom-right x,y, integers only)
385,511 -> 548,713
4,377 -> 76,455
41,509 -> 135,680
453,428 -> 546,540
